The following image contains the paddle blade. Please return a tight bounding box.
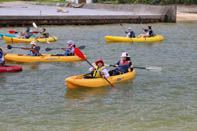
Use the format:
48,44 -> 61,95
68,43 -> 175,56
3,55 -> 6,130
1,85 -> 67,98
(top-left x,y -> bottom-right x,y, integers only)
32,31 -> 39,34
33,22 -> 38,28
7,45 -> 12,49
78,45 -> 85,50
146,66 -> 162,72
74,48 -> 86,60
45,48 -> 52,51
9,30 -> 17,34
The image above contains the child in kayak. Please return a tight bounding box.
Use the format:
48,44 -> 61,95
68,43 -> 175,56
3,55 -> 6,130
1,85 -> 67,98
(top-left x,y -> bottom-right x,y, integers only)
125,27 -> 135,38
22,41 -> 41,56
109,52 -> 133,76
84,59 -> 110,79
0,48 -> 6,66
138,26 -> 155,38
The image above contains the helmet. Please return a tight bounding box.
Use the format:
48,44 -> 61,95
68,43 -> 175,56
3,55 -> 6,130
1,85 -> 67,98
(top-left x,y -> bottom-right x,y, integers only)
120,52 -> 130,57
95,59 -> 104,65
67,40 -> 74,45
128,27 -> 132,30
30,41 -> 37,45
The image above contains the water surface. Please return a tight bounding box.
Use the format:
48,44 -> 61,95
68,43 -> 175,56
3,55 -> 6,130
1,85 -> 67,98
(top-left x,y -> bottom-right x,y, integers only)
0,23 -> 197,130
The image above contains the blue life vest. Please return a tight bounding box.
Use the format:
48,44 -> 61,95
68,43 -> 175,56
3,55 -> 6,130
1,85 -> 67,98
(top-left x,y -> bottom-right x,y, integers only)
117,60 -> 131,73
0,51 -> 4,63
29,47 -> 39,56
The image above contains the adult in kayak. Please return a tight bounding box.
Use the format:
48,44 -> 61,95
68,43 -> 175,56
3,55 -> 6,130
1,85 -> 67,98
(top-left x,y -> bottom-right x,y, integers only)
109,52 -> 134,76
24,27 -> 33,39
18,27 -> 33,39
137,26 -> 155,38
40,28 -> 49,38
22,41 -> 41,56
125,27 -> 135,38
84,59 -> 110,79
56,40 -> 76,56
0,48 -> 6,66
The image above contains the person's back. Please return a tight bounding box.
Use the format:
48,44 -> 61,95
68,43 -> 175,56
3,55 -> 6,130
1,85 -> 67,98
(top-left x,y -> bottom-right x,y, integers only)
126,27 -> 135,38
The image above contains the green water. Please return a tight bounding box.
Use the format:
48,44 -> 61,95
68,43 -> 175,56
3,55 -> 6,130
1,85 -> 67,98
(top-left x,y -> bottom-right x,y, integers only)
0,23 -> 197,131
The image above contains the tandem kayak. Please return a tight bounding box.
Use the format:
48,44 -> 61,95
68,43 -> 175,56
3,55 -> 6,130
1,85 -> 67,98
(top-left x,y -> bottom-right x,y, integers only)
105,35 -> 164,43
5,54 -> 86,63
0,65 -> 22,73
65,70 -> 136,88
3,36 -> 58,43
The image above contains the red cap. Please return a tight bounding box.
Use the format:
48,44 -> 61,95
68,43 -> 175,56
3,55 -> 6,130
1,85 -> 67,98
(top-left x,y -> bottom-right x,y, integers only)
95,59 -> 104,65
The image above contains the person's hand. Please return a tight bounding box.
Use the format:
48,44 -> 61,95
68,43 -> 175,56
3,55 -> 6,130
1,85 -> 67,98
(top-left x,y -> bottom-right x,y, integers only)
115,65 -> 118,68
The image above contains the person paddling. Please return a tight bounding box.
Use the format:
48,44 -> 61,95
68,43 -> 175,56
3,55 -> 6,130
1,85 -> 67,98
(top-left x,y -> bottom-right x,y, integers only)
0,48 -> 6,66
125,27 -> 135,38
84,59 -> 109,79
22,41 -> 41,56
55,40 -> 76,56
40,28 -> 49,38
109,52 -> 133,76
138,26 -> 155,38
24,27 -> 33,39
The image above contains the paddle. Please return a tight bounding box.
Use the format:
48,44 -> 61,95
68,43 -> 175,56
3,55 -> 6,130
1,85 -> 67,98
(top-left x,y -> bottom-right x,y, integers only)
45,45 -> 85,51
108,64 -> 162,72
134,66 -> 162,72
120,23 -> 127,31
7,45 -> 40,51
74,48 -> 115,87
9,30 -> 39,34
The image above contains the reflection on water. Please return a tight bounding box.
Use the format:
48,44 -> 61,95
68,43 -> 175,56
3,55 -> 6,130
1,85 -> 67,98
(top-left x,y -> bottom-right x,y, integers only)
65,87 -> 110,100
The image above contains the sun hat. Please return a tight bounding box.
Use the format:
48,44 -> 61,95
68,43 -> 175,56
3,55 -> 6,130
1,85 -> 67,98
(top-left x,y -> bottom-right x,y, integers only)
120,52 -> 130,57
95,59 -> 104,65
128,27 -> 132,30
67,40 -> 74,45
30,41 -> 37,45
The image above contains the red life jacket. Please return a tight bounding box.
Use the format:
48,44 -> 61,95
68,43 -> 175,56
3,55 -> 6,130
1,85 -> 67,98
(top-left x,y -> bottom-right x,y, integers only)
120,59 -> 130,65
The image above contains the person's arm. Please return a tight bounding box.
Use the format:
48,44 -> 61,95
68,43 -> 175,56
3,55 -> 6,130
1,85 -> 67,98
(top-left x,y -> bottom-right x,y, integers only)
102,69 -> 110,78
21,48 -> 32,50
114,61 -> 120,67
129,61 -> 134,69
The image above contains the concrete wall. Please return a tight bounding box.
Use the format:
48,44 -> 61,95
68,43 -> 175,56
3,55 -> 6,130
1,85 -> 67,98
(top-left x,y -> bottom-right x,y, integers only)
0,15 -> 165,27
83,4 -> 177,22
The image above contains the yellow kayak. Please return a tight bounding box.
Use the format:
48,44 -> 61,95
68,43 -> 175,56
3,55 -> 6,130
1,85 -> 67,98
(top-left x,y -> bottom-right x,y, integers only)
65,70 -> 136,88
5,54 -> 86,63
3,36 -> 58,43
105,35 -> 164,43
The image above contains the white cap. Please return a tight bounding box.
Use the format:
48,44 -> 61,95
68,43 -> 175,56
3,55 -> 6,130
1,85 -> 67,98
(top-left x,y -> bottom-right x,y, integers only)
67,40 -> 74,45
30,41 -> 37,45
128,27 -> 132,30
121,52 -> 130,57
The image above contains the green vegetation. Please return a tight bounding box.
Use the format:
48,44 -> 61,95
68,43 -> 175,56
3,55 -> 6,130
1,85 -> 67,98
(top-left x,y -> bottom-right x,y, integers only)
98,0 -> 197,4
0,0 -> 67,3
